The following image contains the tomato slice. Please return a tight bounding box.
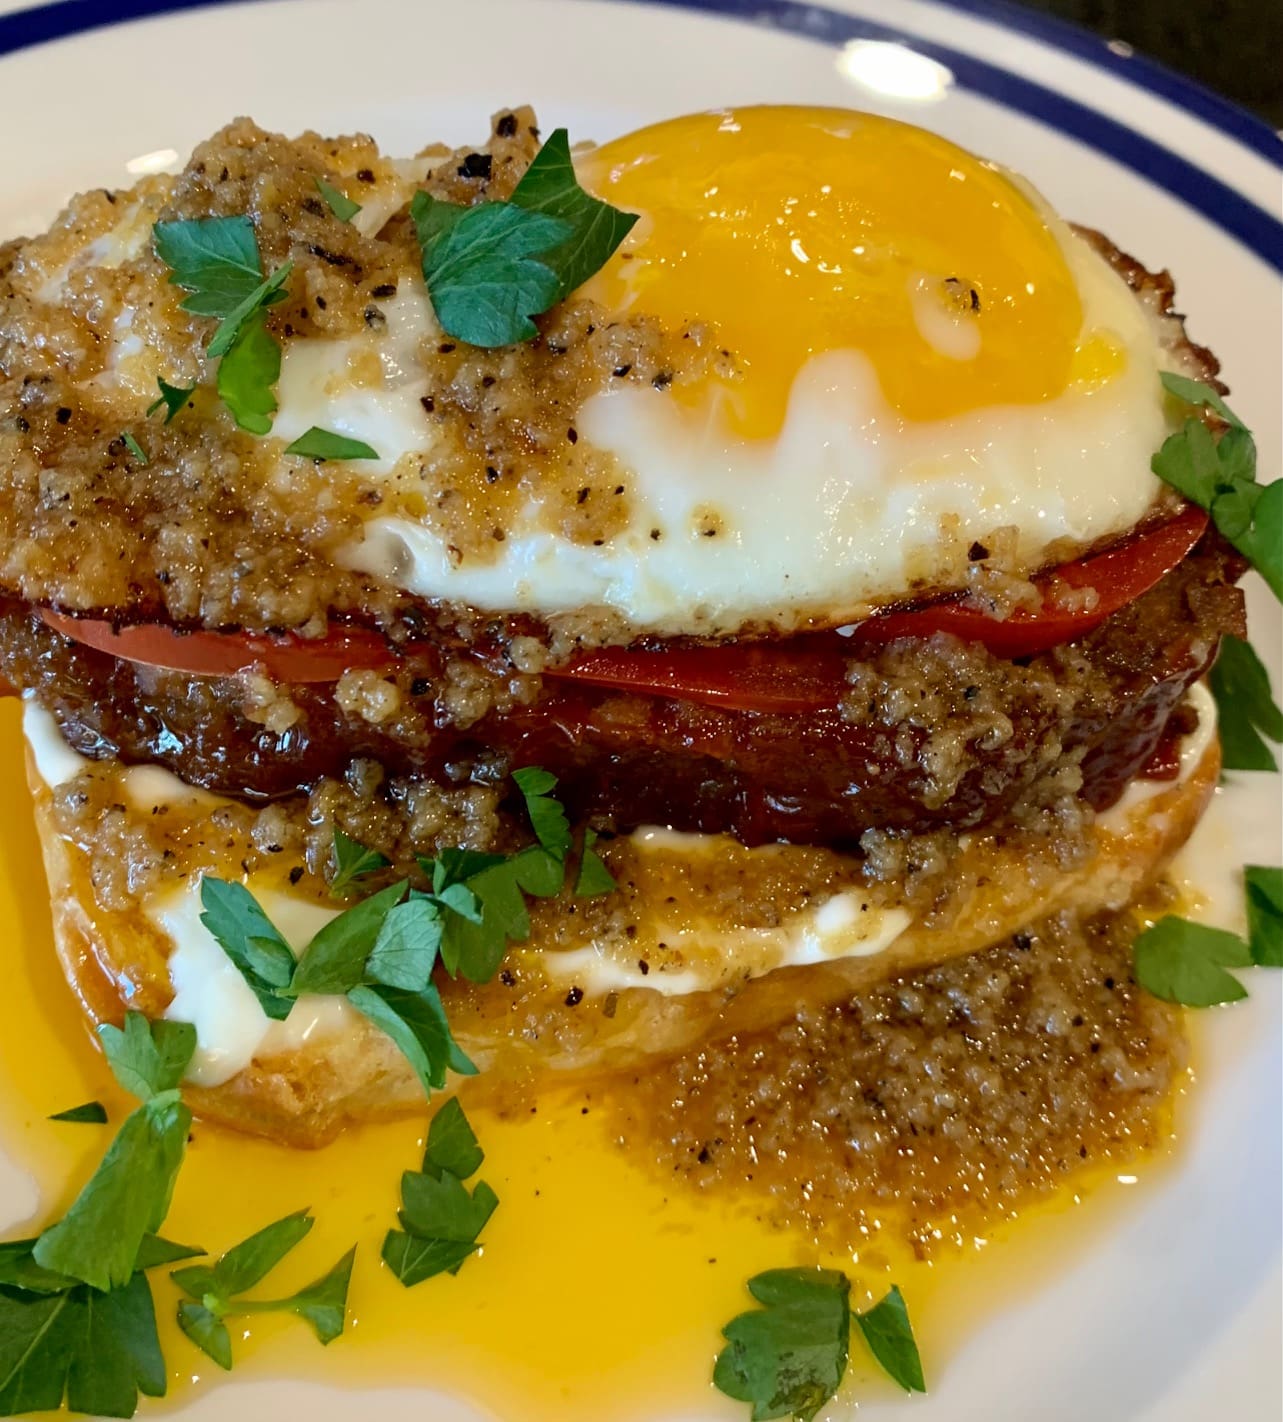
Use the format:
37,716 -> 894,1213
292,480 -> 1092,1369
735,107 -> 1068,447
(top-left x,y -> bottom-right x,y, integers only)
36,508 -> 1207,703
40,612 -> 395,683
547,508 -> 1209,711
852,505 -> 1210,657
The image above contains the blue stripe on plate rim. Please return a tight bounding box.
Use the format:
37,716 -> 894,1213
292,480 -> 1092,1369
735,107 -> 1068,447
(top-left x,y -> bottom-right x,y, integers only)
931,0 -> 1283,167
0,0 -> 1280,271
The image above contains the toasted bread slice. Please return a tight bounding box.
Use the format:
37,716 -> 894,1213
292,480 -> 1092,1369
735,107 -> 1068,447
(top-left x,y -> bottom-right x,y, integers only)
27,724 -> 1218,1147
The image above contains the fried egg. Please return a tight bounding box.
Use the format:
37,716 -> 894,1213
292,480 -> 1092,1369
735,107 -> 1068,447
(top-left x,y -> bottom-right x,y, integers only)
331,106 -> 1180,633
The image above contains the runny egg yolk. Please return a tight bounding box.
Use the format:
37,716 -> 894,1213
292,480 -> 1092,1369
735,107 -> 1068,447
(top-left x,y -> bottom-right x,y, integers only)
577,106 -> 1087,437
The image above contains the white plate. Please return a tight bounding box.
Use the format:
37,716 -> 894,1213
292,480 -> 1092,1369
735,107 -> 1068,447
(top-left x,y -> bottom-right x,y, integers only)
0,1 -> 1279,1418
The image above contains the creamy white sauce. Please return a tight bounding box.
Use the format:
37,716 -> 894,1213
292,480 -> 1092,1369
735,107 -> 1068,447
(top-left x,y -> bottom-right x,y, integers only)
542,827 -> 912,998
22,699 -> 89,787
154,880 -> 349,1089
273,292 -> 438,475
22,697 -> 215,812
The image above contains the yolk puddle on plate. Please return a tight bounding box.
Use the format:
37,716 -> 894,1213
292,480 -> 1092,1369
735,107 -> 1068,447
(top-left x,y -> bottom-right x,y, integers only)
0,700 -> 1188,1421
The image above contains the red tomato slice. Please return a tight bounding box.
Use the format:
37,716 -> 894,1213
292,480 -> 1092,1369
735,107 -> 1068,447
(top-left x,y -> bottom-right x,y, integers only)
35,508 -> 1207,703
547,507 -> 1209,712
852,505 -> 1209,657
40,612 -> 394,683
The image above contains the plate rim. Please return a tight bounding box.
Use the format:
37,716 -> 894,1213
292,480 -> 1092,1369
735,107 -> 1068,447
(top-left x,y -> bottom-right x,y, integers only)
1,0 -> 1280,272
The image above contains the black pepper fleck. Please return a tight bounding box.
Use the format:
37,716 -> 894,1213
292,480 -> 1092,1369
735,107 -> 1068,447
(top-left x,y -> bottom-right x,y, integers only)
458,152 -> 493,180
564,986 -> 584,1007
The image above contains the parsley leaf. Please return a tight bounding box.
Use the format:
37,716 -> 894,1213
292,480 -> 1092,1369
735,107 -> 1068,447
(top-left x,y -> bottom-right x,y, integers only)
153,216 -> 264,317
146,377 -> 196,424
365,897 -> 443,991
98,1013 -> 196,1102
1132,915 -> 1253,1006
348,984 -> 475,1095
1246,865 -> 1282,967
853,1286 -> 925,1393
172,1210 -> 314,1303
153,215 -> 291,435
216,309 -> 282,435
315,177 -> 361,223
714,1268 -> 851,1422
1153,376 -> 1282,602
0,1271 -> 166,1418
48,1102 -> 108,1126
33,1092 -> 192,1292
1210,634 -> 1283,772
172,1212 -> 354,1371
284,427 -> 380,461
421,1096 -> 484,1181
330,827 -> 391,898
574,828 -> 617,897
435,846 -> 561,983
198,877 -> 296,1020
413,195 -> 569,348
121,433 -> 148,465
1159,371 -> 1246,430
512,766 -> 572,859
508,128 -> 639,299
382,1099 -> 497,1287
411,130 -> 638,351
291,881 -> 408,996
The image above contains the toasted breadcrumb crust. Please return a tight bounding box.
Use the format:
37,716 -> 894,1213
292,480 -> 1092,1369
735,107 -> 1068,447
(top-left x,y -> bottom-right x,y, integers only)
0,108 -> 722,638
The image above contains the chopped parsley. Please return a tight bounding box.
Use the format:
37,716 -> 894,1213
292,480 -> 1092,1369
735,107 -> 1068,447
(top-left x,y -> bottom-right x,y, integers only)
199,769 -> 614,1098
152,215 -> 292,434
120,432 -> 148,464
1133,857 -> 1283,1005
0,1017 -> 203,1417
1152,374 -> 1281,603
1246,866 -> 1282,967
330,827 -> 391,898
852,1286 -> 926,1393
1210,634 -> 1283,772
382,1099 -> 498,1287
574,828 -> 617,898
314,176 -> 362,224
714,1268 -> 925,1421
171,1211 -> 354,1371
714,1268 -> 851,1422
412,128 -> 637,348
47,1101 -> 108,1126
145,377 -> 196,424
1133,917 -> 1252,1006
284,427 -> 380,461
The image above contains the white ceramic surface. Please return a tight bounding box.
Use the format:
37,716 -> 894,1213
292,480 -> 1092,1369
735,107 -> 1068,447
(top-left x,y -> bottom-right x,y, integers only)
0,1 -> 1278,1418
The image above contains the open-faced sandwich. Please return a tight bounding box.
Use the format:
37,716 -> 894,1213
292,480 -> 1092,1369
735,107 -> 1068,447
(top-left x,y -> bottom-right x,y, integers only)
0,104 -> 1278,1420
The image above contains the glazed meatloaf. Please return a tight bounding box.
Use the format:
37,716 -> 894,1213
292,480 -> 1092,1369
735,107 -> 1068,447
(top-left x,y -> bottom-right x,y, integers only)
0,104 -> 1259,1141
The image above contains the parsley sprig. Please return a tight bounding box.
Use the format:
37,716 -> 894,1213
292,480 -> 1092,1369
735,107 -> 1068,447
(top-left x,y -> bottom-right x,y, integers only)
714,1269 -> 925,1421
146,377 -> 196,425
152,216 -> 292,434
412,128 -> 637,348
382,1098 -> 498,1287
171,1211 -> 354,1371
1152,373 -> 1281,602
1209,635 -> 1283,772
0,1016 -> 203,1418
1133,863 -> 1283,1005
199,767 -> 612,1097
